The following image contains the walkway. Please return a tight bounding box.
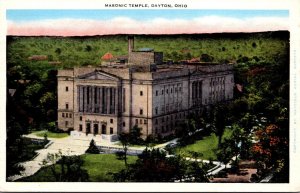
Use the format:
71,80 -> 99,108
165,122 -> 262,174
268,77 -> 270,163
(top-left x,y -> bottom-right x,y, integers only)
7,134 -> 147,181
7,135 -> 91,181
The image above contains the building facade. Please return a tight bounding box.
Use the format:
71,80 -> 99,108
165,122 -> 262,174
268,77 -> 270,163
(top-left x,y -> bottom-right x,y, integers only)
57,36 -> 234,140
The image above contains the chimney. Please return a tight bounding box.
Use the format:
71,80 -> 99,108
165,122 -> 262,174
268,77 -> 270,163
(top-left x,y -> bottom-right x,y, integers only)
128,35 -> 134,53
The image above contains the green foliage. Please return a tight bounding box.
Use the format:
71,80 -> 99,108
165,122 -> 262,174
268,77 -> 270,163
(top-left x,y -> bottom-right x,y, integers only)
35,130 -> 68,138
20,154 -> 137,182
176,128 -> 233,160
129,125 -> 143,145
40,151 -> 89,182
111,148 -> 209,182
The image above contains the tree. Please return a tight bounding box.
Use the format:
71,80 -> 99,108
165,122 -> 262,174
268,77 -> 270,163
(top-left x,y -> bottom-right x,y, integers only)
41,151 -> 89,182
111,148 -> 208,182
200,53 -> 214,62
85,139 -> 100,154
252,124 -> 288,182
85,45 -> 92,52
216,139 -> 234,170
117,132 -> 130,166
212,104 -> 228,147
129,125 -> 143,145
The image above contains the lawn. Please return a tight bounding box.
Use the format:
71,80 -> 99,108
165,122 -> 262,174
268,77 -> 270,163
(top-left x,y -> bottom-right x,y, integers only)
18,154 -> 137,182
34,130 -> 69,138
176,128 -> 233,160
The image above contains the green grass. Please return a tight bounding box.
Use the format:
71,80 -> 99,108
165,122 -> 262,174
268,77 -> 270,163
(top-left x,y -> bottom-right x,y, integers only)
18,154 -> 137,182
82,154 -> 137,181
34,130 -> 69,138
176,128 -> 233,160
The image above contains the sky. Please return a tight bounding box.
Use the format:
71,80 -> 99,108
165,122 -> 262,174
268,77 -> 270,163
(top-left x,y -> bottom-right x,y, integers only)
6,9 -> 289,36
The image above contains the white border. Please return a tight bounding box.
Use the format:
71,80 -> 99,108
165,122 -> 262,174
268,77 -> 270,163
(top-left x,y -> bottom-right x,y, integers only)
0,0 -> 299,192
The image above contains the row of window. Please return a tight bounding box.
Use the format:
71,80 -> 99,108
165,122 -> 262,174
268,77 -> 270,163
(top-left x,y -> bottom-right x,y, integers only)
154,102 -> 183,115
154,113 -> 185,125
78,124 -> 114,135
135,119 -> 148,125
155,124 -> 175,134
210,77 -> 225,87
155,86 -> 182,96
62,113 -> 72,118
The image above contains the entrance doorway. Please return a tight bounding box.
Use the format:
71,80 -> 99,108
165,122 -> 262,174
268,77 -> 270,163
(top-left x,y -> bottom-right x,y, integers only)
101,124 -> 107,134
86,123 -> 91,135
93,124 -> 99,136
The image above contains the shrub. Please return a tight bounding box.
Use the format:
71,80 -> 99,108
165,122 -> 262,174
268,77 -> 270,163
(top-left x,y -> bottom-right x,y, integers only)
85,139 -> 100,154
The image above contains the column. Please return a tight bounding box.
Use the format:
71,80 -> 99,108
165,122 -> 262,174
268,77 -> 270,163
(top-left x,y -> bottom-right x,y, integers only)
91,86 -> 95,113
111,88 -> 115,114
89,86 -> 92,112
107,87 -> 111,114
99,87 -> 103,114
103,87 -> 107,114
115,87 -> 119,115
83,86 -> 87,112
77,86 -> 80,112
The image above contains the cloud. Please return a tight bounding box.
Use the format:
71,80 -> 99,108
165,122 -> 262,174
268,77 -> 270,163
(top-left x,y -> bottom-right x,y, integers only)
7,16 -> 289,36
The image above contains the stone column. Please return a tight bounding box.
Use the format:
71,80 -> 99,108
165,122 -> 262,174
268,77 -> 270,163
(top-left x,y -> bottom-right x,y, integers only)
83,86 -> 87,112
91,86 -> 95,113
103,87 -> 107,114
107,87 -> 111,114
115,87 -> 119,115
112,88 -> 115,114
99,87 -> 103,114
77,86 -> 80,112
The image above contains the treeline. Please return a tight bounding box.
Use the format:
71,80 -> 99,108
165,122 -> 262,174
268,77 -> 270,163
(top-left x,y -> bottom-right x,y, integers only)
7,31 -> 289,67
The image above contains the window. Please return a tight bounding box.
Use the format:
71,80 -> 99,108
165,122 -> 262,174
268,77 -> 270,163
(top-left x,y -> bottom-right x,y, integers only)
62,113 -> 65,117
140,108 -> 143,115
80,116 -> 82,121
65,121 -> 68,127
144,119 -> 147,124
171,88 -> 173,93
123,122 -> 126,127
162,90 -> 164,95
110,127 -> 113,134
66,86 -> 69,92
79,124 -> 82,131
69,113 -> 72,118
162,117 -> 165,123
155,107 -> 158,115
135,119 -> 138,125
66,103 -> 69,109
166,89 -> 169,94
156,90 -> 158,96
155,119 -> 158,124
66,113 -> 68,118
162,126 -> 165,133
140,91 -> 143,96
110,119 -> 113,123
140,119 -> 143,124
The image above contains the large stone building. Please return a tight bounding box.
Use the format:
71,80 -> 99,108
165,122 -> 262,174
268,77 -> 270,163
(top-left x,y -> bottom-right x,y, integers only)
57,36 -> 234,141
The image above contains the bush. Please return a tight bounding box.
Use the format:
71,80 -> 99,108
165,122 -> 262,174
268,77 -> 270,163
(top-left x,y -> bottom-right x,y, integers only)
85,139 -> 100,154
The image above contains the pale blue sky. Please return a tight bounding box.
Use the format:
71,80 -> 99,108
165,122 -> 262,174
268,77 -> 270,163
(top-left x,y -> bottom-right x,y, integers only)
7,9 -> 289,22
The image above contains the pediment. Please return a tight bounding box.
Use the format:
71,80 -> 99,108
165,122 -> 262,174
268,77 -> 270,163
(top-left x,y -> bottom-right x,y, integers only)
78,70 -> 119,81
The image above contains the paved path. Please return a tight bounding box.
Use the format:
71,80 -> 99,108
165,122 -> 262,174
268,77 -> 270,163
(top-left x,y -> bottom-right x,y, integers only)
7,134 -> 147,181
7,135 -> 91,181
8,134 -> 231,181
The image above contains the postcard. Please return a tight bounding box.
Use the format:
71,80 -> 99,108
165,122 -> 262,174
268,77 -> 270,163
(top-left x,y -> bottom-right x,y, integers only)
0,0 -> 299,192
